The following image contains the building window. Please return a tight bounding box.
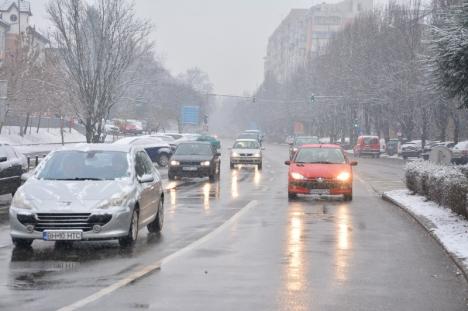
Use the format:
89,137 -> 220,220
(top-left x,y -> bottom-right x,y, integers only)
10,14 -> 17,22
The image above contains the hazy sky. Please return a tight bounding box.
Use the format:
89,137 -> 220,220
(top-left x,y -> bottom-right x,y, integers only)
30,0 -> 391,95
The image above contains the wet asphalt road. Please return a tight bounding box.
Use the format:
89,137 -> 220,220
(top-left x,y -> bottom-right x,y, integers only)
0,143 -> 467,310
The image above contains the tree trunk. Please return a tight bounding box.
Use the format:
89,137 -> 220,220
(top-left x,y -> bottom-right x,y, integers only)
60,116 -> 65,145
36,115 -> 42,133
452,113 -> 460,144
23,112 -> 30,136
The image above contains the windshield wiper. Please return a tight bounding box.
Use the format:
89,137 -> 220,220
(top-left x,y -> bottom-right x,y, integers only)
308,161 -> 335,164
54,178 -> 105,181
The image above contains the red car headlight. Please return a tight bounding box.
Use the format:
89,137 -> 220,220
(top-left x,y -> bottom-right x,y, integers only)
290,172 -> 305,180
336,172 -> 351,182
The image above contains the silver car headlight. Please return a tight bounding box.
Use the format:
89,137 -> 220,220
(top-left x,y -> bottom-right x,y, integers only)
253,153 -> 261,157
201,161 -> 211,166
12,192 -> 34,210
97,193 -> 130,209
231,152 -> 240,157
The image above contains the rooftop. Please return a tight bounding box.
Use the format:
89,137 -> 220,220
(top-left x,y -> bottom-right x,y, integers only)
0,0 -> 31,14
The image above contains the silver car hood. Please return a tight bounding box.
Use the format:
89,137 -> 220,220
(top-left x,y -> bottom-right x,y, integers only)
20,179 -> 134,212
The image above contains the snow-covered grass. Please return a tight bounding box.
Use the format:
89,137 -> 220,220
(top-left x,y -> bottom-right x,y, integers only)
384,190 -> 468,275
0,126 -> 85,146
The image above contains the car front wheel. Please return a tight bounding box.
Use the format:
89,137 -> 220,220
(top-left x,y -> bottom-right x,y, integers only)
119,208 -> 139,247
344,193 -> 353,201
147,199 -> 164,233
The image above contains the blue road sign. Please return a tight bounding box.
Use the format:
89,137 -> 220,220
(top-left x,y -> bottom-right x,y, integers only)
181,106 -> 200,125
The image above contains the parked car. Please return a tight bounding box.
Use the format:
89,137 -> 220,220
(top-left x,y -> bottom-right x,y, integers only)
104,121 -> 120,135
452,141 -> 468,164
400,140 -> 422,159
197,134 -> 221,150
150,134 -> 177,151
9,144 -> 164,248
168,142 -> 221,181
122,120 -> 144,135
354,136 -> 380,158
230,139 -> 263,169
289,136 -> 320,159
0,145 -> 27,196
285,144 -> 357,201
386,139 -> 400,156
114,136 -> 172,167
400,140 -> 438,159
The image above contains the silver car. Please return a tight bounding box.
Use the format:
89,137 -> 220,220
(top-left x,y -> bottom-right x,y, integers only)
230,139 -> 264,170
9,144 -> 164,248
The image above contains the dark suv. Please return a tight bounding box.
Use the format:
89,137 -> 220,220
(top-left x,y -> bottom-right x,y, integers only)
0,145 -> 27,196
168,142 -> 221,181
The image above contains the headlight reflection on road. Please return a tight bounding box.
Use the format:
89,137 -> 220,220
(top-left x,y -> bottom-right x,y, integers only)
203,182 -> 211,210
335,204 -> 352,283
254,166 -> 261,185
286,209 -> 306,292
231,170 -> 239,199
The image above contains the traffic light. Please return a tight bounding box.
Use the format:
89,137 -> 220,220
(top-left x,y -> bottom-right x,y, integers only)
353,119 -> 359,128
310,94 -> 315,105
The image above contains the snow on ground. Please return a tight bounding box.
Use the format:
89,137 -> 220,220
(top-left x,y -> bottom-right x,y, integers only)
0,126 -> 85,146
385,189 -> 468,273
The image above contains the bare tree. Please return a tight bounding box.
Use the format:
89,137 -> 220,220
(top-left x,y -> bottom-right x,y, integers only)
47,0 -> 152,142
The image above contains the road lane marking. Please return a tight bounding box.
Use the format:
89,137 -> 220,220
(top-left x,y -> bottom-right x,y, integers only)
57,200 -> 258,311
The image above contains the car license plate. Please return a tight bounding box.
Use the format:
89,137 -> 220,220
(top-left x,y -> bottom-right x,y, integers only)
43,230 -> 83,241
182,166 -> 198,171
310,189 -> 330,195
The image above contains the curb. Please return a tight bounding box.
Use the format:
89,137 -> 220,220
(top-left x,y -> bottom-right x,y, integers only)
382,193 -> 468,281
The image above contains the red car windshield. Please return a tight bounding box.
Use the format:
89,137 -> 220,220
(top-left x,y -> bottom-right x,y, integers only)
295,148 -> 346,164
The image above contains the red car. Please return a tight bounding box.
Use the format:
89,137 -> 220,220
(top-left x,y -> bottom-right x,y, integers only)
354,135 -> 380,158
285,144 -> 357,201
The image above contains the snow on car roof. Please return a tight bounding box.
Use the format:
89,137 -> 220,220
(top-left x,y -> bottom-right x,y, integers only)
235,139 -> 258,142
301,144 -> 342,149
60,143 -> 134,153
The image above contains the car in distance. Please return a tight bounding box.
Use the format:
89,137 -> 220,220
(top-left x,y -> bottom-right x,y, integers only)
197,134 -> 221,150
0,144 -> 27,196
289,136 -> 320,159
354,135 -> 380,158
452,140 -> 468,164
168,141 -> 221,181
10,144 -> 164,248
114,136 -> 173,167
230,139 -> 263,169
285,144 -> 357,201
385,139 -> 400,156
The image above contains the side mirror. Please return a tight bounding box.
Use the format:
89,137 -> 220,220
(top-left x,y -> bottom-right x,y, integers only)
0,157 -> 7,163
138,174 -> 154,184
216,152 -> 221,157
284,160 -> 291,166
350,161 -> 358,166
21,172 -> 32,183
261,147 -> 266,150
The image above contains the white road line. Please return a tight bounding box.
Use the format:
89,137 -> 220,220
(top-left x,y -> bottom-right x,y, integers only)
57,200 -> 258,311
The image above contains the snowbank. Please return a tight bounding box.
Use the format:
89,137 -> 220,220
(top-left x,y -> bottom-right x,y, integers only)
384,190 -> 468,276
0,126 -> 85,146
405,160 -> 468,218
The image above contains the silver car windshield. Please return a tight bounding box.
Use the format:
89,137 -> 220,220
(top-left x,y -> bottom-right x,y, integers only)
233,141 -> 259,149
37,150 -> 130,181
